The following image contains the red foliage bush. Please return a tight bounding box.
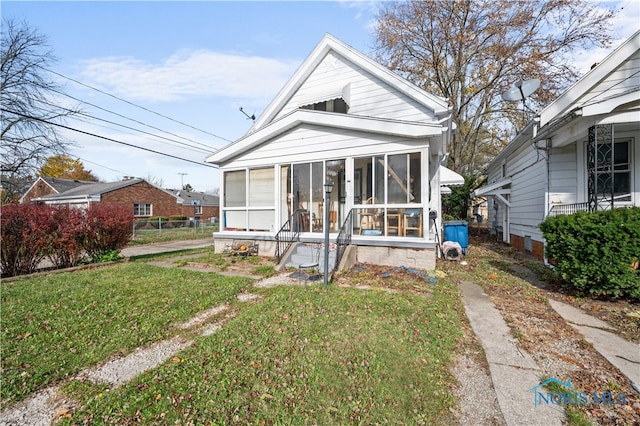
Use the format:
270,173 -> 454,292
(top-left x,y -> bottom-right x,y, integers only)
1,203 -> 56,276
84,204 -> 134,261
1,203 -> 134,277
47,206 -> 89,269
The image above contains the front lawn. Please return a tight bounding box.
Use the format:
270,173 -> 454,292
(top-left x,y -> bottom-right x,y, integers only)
0,264 -> 252,407
64,283 -> 463,424
1,259 -> 464,424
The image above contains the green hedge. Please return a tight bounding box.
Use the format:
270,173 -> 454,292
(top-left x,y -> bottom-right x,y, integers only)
539,207 -> 640,301
147,216 -> 169,229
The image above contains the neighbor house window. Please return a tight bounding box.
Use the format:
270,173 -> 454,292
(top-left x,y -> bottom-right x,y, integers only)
133,203 -> 151,216
194,205 -> 202,215
597,140 -> 631,203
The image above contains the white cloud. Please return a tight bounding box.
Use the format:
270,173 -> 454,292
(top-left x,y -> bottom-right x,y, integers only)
78,49 -> 299,103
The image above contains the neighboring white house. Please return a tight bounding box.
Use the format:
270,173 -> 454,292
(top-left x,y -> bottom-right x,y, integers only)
475,30 -> 640,260
206,34 -> 461,270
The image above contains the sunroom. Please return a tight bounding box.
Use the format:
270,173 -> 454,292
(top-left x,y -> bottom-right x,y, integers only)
222,151 -> 429,238
206,34 -> 456,269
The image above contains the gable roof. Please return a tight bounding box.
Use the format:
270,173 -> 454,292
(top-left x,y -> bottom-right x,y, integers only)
172,189 -> 219,206
20,177 -> 94,203
207,109 -> 446,164
41,177 -> 95,192
251,34 -> 450,133
33,178 -> 176,202
539,29 -> 640,127
207,34 -> 453,166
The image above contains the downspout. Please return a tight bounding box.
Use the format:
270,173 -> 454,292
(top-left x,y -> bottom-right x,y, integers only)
533,108 -> 581,267
543,138 -> 554,268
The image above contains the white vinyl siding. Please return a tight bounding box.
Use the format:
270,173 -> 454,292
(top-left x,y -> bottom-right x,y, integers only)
508,144 -> 546,226
548,144 -> 578,205
278,53 -> 437,124
582,51 -> 640,106
224,124 -> 430,169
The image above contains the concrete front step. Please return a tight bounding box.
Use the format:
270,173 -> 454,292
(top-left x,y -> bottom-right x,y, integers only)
286,243 -> 337,270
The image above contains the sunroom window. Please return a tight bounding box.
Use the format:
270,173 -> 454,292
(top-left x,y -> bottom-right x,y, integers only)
353,152 -> 423,237
223,168 -> 275,231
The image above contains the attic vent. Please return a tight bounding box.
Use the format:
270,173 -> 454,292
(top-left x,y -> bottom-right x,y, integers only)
298,83 -> 351,111
301,98 -> 349,113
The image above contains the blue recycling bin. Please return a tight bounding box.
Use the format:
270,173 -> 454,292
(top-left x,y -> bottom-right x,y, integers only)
444,220 -> 469,254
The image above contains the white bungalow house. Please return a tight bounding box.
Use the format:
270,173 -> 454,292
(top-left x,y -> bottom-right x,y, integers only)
206,34 -> 461,270
475,30 -> 640,260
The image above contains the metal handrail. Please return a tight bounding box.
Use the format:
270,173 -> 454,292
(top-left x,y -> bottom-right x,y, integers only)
548,202 -> 590,216
548,198 -> 620,216
333,209 -> 353,273
274,209 -> 303,263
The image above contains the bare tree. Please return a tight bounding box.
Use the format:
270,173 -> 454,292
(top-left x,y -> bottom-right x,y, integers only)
374,0 -> 615,174
1,19 -> 79,202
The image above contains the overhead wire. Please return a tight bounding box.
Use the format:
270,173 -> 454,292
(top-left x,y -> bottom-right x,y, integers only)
39,65 -> 234,144
76,156 -> 128,176
2,108 -> 219,169
31,97 -> 213,155
43,86 -> 218,153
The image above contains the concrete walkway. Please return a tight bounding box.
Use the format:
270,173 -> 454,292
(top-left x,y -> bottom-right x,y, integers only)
549,299 -> 640,387
459,280 -> 565,425
127,240 -> 640,424
121,239 -> 214,257
460,279 -> 640,426
7,240 -> 637,425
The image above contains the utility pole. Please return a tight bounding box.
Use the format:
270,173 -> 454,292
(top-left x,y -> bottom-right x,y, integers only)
178,173 -> 188,189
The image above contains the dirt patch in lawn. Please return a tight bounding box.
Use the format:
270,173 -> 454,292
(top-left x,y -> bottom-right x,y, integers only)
334,263 -> 438,296
146,252 -> 277,279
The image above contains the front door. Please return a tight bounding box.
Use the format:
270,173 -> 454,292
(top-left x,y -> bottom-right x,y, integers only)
284,160 -> 346,234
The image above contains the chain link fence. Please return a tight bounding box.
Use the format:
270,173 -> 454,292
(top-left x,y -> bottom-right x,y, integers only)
132,218 -> 219,243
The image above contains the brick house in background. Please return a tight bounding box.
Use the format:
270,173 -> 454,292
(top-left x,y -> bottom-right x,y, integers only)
171,189 -> 220,222
20,177 -> 95,204
29,178 -> 219,222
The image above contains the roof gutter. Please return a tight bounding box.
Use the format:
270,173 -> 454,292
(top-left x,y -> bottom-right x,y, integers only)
532,107 -> 582,144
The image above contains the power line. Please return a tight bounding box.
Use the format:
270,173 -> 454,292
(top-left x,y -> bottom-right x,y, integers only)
2,108 -> 219,169
31,97 -> 213,154
75,156 -> 127,175
40,66 -> 234,144
42,87 -> 217,153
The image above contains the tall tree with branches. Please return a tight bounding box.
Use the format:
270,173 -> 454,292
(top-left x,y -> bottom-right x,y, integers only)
1,19 -> 79,203
37,154 -> 99,182
374,0 -> 616,175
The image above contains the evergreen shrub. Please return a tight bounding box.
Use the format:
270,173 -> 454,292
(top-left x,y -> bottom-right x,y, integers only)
147,216 -> 169,228
539,207 -> 640,300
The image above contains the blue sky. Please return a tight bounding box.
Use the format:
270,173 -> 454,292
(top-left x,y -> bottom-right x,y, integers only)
3,1 -> 639,192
